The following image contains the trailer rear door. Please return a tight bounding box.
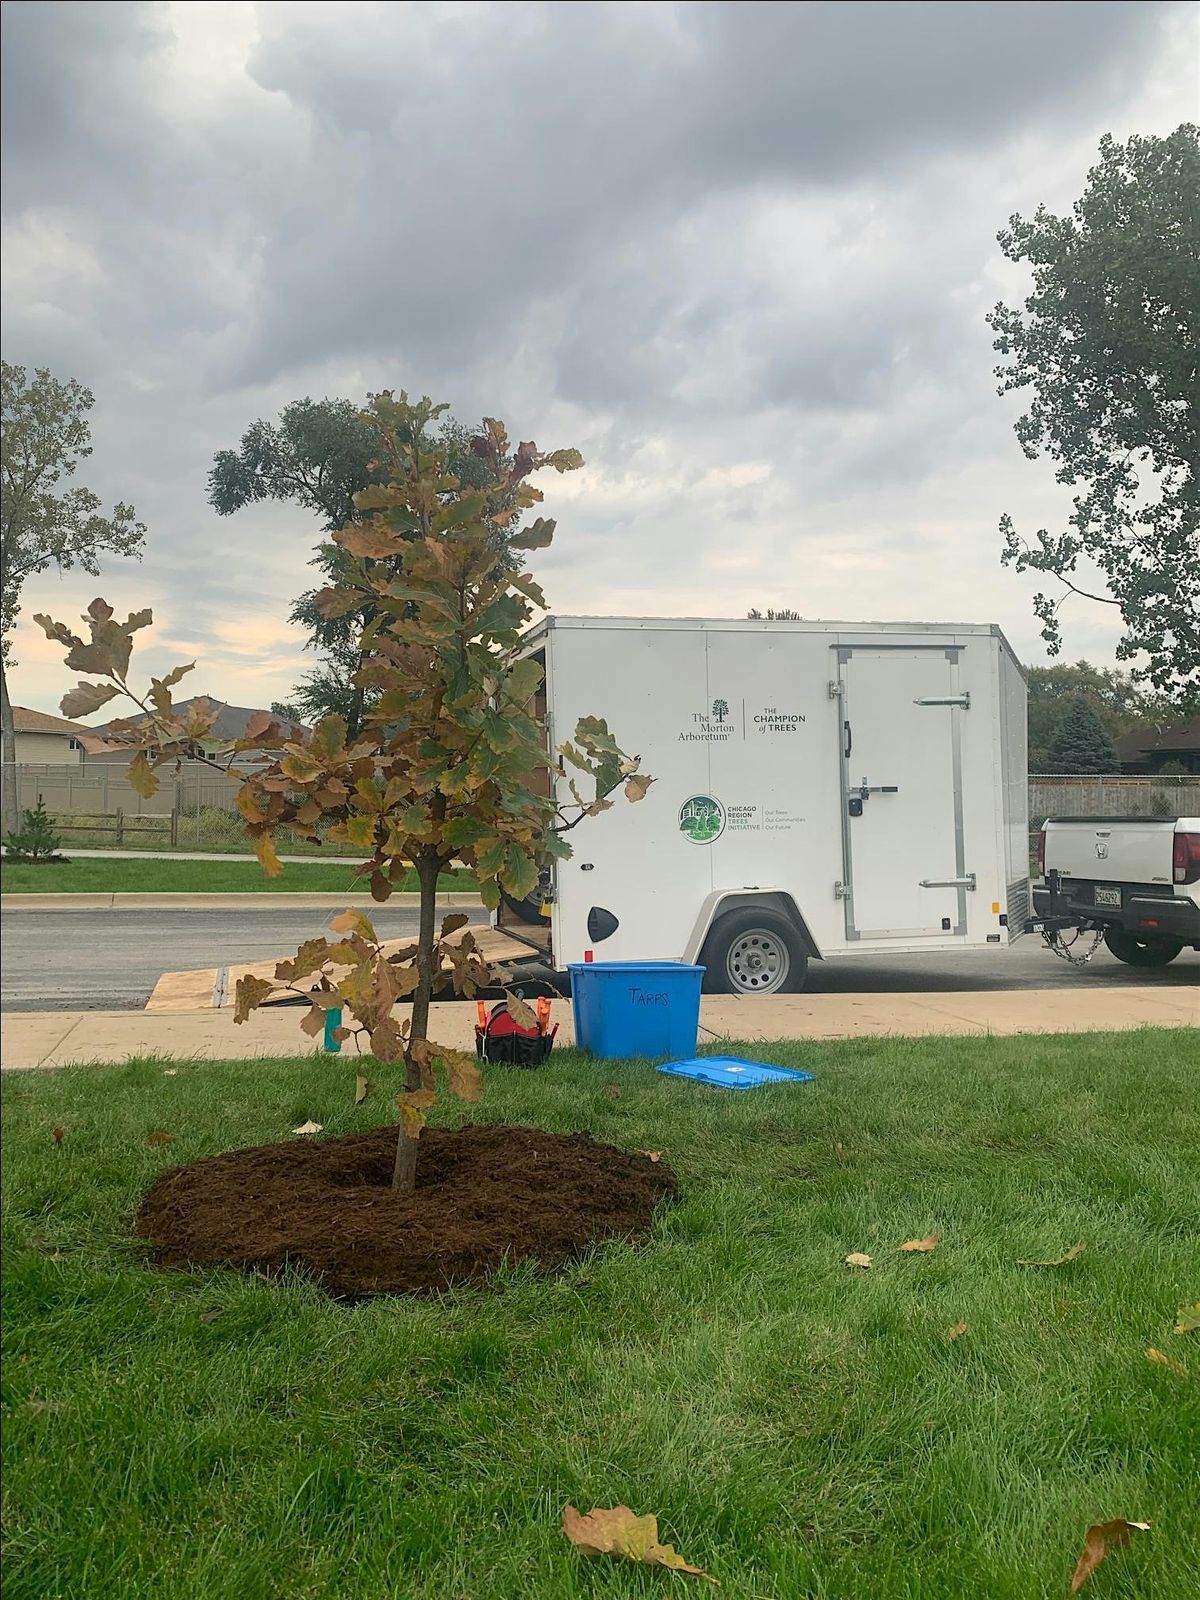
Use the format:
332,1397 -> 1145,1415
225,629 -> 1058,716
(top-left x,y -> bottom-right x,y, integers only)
835,644 -> 972,941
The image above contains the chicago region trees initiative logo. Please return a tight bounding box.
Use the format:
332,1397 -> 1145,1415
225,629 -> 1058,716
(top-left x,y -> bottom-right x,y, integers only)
679,794 -> 725,843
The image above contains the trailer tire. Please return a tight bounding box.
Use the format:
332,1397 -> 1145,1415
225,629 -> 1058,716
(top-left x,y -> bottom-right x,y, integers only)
701,908 -> 808,996
1103,930 -> 1183,968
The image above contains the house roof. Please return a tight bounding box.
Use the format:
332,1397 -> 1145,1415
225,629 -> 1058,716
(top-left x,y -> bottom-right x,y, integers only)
1114,715 -> 1200,761
11,706 -> 89,736
99,695 -> 307,742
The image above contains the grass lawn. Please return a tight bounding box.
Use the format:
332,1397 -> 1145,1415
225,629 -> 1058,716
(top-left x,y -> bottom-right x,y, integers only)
3,1031 -> 1197,1599
0,858 -> 470,895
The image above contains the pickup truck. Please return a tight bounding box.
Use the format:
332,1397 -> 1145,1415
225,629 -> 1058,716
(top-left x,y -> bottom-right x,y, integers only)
1032,816 -> 1200,967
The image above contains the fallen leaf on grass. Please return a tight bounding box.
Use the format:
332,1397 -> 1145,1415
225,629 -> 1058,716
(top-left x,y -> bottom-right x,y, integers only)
162,1068 -> 178,1077
636,1150 -> 662,1162
291,1120 -> 323,1136
144,1131 -> 175,1148
1173,1301 -> 1199,1335
1146,1347 -> 1186,1376
604,1085 -> 622,1100
51,1126 -> 64,1146
1069,1519 -> 1150,1593
199,1310 -> 222,1326
844,1252 -> 872,1270
562,1505 -> 717,1585
834,1141 -> 845,1161
355,1074 -> 370,1106
947,1320 -> 968,1341
1016,1240 -> 1087,1267
899,1233 -> 941,1254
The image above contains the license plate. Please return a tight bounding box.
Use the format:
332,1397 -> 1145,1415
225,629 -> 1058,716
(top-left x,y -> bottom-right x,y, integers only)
1094,886 -> 1122,907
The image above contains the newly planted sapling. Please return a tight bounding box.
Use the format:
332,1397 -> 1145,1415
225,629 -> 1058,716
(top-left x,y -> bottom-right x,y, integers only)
36,394 -> 651,1191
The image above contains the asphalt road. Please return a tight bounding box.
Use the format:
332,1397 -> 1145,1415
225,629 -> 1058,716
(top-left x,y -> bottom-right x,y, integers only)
2,907 -> 1196,1012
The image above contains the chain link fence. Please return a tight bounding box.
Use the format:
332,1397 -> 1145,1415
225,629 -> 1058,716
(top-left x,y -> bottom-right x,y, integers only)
1029,773 -> 1200,821
11,764 -> 1200,856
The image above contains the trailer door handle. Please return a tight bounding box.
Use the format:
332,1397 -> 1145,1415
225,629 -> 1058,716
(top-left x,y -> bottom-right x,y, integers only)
919,874 -> 977,891
843,719 -> 852,758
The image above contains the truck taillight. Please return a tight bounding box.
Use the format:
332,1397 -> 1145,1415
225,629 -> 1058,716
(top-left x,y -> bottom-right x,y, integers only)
1036,827 -> 1046,878
1173,831 -> 1200,885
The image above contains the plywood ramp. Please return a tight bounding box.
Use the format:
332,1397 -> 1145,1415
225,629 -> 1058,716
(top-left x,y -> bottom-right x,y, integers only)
145,925 -> 537,1012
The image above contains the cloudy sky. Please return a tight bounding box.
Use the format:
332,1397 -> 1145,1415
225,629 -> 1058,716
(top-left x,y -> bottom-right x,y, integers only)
2,0 -> 1196,716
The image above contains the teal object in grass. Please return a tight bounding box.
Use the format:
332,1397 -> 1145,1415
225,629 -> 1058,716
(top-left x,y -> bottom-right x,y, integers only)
658,1056 -> 813,1090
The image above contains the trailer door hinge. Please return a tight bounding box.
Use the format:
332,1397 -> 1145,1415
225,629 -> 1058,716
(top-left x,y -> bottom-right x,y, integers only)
834,880 -> 851,900
914,692 -> 971,709
828,679 -> 843,699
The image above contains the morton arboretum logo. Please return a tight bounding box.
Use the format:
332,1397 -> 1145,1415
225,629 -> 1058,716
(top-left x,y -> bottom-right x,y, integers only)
678,794 -> 725,844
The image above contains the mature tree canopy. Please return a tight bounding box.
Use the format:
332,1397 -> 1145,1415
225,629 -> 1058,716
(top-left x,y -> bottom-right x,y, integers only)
210,398 -> 513,731
1,360 -> 145,829
988,125 -> 1199,703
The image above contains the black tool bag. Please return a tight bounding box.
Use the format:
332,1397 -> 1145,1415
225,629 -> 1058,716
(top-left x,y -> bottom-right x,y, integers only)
474,1001 -> 558,1067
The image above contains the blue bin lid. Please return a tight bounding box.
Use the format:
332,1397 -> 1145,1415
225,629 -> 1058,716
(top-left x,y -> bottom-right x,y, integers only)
568,962 -> 705,976
658,1056 -> 814,1090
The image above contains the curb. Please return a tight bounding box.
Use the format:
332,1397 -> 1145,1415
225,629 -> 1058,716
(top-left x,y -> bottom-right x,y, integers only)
2,892 -> 485,912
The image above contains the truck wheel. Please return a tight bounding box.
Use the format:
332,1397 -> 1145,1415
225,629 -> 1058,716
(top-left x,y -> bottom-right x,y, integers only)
1103,929 -> 1184,967
702,909 -> 808,995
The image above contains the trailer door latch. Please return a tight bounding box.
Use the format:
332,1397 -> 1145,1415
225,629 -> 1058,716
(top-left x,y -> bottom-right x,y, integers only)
834,880 -> 851,900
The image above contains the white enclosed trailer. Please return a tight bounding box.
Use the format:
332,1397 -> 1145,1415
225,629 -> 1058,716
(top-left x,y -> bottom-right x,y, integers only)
502,617 -> 1030,994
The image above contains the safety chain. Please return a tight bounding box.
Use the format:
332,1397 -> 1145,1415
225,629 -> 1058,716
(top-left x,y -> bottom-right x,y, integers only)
1041,927 -> 1106,966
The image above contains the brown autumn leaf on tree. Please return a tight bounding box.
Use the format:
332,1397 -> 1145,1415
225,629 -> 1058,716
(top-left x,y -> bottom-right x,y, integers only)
899,1233 -> 941,1253
34,394 -> 650,1196
1069,1519 -> 1150,1593
561,1505 -> 718,1585
1016,1240 -> 1087,1267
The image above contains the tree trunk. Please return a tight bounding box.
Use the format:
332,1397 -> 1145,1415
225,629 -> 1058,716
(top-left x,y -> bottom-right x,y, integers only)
391,850 -> 442,1192
0,657 -> 19,838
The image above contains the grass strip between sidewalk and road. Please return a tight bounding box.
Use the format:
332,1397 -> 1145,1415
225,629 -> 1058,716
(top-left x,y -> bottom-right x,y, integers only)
2,1030 -> 1197,1599
0,858 -> 470,896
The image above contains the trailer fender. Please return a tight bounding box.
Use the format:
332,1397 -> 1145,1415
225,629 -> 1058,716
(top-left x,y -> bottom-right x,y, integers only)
684,890 -> 823,964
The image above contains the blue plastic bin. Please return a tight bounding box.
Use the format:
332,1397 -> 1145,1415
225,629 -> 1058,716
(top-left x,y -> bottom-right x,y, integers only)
568,961 -> 704,1060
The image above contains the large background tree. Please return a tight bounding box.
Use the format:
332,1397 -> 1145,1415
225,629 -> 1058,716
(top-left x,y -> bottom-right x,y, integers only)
209,399 -> 511,732
1044,694 -> 1120,776
1,361 -> 146,832
1024,659 -> 1170,770
987,124 -> 1199,704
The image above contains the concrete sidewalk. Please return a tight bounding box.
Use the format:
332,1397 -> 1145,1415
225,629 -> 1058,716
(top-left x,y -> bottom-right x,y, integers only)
3,986 -> 1194,1071
3,891 -> 483,911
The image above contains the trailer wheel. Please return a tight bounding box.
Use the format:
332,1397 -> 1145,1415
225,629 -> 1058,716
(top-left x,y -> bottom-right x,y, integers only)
702,908 -> 808,995
1103,930 -> 1183,967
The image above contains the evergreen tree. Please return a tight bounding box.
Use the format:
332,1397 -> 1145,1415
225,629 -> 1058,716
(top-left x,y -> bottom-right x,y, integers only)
5,795 -> 65,862
1045,695 -> 1119,775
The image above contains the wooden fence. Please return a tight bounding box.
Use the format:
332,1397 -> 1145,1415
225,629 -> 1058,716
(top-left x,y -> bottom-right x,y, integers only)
1029,774 -> 1200,820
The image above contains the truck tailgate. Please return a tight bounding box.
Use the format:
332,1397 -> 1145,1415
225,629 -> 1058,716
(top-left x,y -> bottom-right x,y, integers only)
1044,818 -> 1175,885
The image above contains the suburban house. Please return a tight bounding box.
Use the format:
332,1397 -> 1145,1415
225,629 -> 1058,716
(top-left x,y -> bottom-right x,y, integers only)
92,696 -> 308,770
1115,715 -> 1200,775
10,706 -> 89,765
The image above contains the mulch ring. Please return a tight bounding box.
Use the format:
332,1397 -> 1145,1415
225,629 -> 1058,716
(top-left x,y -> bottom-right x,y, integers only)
134,1124 -> 676,1300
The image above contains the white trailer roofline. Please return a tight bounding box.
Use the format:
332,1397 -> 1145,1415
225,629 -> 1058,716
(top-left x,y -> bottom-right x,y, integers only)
523,614 -> 1023,670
